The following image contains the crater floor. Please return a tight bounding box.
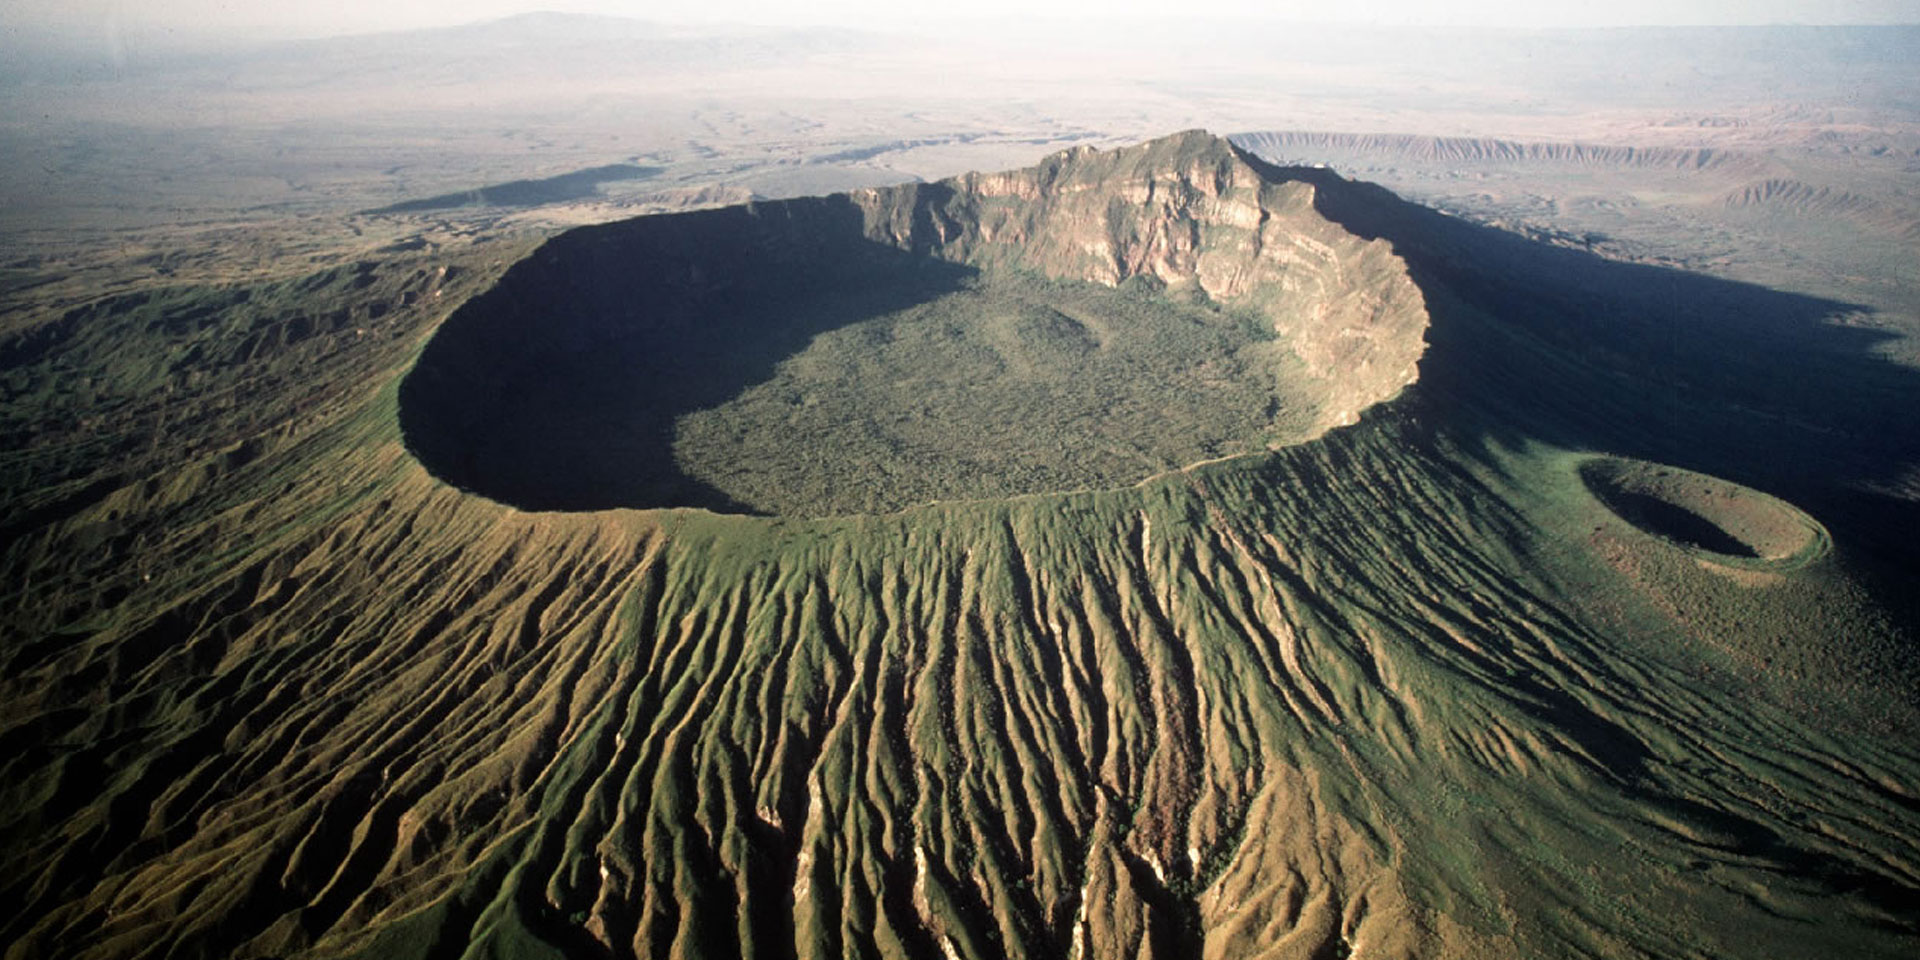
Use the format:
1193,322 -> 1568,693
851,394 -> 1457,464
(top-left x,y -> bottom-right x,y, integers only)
674,274 -> 1318,516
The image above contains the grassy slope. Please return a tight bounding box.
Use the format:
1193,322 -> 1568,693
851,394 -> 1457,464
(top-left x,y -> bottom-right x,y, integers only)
2,142 -> 1918,960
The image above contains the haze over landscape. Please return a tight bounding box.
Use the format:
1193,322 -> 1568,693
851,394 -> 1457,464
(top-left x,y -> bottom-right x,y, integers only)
12,1 -> 1918,38
2,5 -> 1918,960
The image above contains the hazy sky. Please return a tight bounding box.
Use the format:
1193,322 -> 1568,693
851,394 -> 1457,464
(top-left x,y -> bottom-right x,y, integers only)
6,0 -> 1920,43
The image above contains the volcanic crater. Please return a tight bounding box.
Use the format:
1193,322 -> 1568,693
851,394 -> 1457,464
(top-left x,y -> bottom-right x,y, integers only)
399,131 -> 1430,516
1581,456 -> 1829,566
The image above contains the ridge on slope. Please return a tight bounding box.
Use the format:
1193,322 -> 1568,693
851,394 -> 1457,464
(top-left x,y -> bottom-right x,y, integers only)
397,131 -> 1428,517
1720,177 -> 1920,241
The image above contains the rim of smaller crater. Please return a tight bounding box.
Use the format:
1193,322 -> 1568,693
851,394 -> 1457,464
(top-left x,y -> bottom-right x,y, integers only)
1576,455 -> 1830,571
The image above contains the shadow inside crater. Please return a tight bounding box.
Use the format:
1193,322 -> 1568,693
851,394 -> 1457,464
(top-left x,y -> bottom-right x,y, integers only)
399,194 -> 977,513
1594,487 -> 1762,558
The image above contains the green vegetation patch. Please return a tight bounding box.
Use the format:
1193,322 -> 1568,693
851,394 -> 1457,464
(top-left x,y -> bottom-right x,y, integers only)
674,272 -> 1314,517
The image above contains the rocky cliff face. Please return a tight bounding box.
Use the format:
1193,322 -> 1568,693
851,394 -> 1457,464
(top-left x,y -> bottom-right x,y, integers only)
847,130 -> 1429,427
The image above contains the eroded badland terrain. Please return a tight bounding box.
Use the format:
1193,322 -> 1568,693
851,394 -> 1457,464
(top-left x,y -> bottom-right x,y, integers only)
3,17 -> 1919,960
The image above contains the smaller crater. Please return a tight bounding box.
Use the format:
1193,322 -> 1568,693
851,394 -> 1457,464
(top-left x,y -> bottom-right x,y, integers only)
1580,457 -> 1828,566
